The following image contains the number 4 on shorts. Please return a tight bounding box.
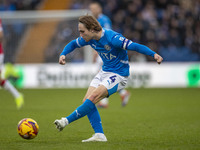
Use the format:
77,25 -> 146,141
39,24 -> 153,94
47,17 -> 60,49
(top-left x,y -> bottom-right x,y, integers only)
109,75 -> 117,83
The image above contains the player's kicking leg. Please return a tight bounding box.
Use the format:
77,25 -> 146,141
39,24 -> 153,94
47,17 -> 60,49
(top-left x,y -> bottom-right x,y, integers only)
54,116 -> 107,142
54,72 -> 127,142
54,99 -> 107,142
54,85 -> 108,142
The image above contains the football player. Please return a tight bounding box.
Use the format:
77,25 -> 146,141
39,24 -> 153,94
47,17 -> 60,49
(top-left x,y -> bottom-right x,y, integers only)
0,18 -> 24,109
54,15 -> 163,142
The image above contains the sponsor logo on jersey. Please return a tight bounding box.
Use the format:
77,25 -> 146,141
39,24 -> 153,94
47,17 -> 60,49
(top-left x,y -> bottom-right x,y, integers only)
99,52 -> 116,60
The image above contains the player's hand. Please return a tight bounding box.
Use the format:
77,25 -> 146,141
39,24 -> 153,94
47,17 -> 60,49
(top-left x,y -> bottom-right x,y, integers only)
59,55 -> 66,65
154,53 -> 163,64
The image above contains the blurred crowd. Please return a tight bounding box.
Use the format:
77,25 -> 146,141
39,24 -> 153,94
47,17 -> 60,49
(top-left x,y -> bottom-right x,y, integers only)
0,0 -> 42,63
45,20 -> 83,63
70,0 -> 200,62
0,0 -> 41,11
0,0 -> 200,63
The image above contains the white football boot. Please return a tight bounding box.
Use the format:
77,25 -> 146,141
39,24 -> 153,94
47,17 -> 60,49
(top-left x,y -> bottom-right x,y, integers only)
82,133 -> 107,142
54,117 -> 68,131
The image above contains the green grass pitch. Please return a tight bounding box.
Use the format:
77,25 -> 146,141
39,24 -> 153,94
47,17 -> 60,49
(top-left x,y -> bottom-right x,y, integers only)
0,88 -> 200,150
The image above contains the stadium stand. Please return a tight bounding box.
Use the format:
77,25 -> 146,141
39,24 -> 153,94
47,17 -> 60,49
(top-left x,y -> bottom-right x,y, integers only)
65,0 -> 200,62
0,0 -> 42,63
16,0 -> 71,63
1,0 -> 199,63
0,0 -> 72,63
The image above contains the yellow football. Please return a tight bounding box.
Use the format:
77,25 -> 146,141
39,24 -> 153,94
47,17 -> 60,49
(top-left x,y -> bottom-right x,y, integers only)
17,118 -> 39,139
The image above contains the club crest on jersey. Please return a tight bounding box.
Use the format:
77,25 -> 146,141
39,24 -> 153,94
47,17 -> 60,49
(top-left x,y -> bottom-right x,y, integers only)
104,45 -> 111,51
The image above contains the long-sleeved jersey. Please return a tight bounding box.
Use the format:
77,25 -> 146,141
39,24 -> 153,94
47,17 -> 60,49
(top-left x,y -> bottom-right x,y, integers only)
60,28 -> 156,76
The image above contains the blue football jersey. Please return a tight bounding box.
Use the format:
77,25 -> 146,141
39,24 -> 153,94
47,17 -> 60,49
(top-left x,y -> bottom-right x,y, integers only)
75,28 -> 130,76
61,28 -> 156,77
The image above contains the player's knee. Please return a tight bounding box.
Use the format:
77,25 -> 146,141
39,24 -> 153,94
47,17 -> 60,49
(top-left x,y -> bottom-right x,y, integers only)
88,93 -> 99,103
88,92 -> 106,104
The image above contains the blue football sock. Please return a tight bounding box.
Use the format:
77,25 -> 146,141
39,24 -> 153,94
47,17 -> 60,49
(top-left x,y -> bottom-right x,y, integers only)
87,106 -> 104,133
66,99 -> 95,123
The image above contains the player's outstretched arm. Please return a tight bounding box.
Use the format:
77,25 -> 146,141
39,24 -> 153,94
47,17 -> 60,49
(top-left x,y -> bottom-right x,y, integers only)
154,53 -> 163,64
59,38 -> 88,65
111,35 -> 163,64
59,39 -> 80,65
59,55 -> 66,65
